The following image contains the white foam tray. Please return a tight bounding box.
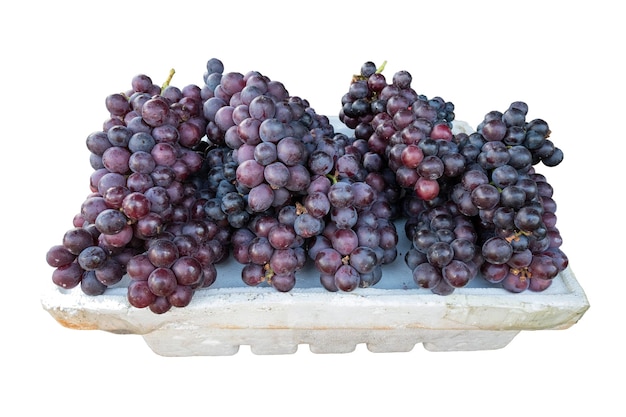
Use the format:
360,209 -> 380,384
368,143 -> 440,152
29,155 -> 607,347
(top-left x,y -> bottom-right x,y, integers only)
42,265 -> 588,355
41,119 -> 589,355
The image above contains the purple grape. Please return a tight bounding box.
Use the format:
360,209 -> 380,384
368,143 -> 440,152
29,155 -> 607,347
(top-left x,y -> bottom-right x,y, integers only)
482,237 -> 513,265
81,270 -> 108,296
77,246 -> 108,271
127,280 -> 157,308
264,162 -> 290,188
94,258 -> 124,286
47,245 -> 77,268
147,239 -> 179,268
349,246 -> 378,274
277,137 -> 306,166
242,263 -> 265,286
168,285 -> 195,308
172,256 -> 204,286
52,262 -> 84,289
442,260 -> 472,288
334,264 -> 360,292
270,272 -> 296,292
269,248 -> 299,275
331,228 -> 359,256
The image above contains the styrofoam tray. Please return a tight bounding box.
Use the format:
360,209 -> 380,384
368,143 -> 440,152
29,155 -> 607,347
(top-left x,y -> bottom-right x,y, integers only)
40,119 -> 589,355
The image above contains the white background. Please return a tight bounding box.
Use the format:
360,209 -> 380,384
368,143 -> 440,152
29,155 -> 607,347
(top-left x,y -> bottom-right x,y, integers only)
1,1 -> 622,415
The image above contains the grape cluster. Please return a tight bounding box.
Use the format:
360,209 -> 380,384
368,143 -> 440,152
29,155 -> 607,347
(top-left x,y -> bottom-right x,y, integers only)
402,101 -> 567,293
340,61 -> 458,202
196,60 -> 400,291
405,204 -> 481,295
46,70 -> 227,314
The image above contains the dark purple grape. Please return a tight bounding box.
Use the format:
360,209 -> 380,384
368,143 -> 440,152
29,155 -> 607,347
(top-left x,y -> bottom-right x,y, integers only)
47,245 -> 77,267
304,192 -> 331,219
359,265 -> 382,288
62,228 -> 95,255
426,241 -> 454,268
52,262 -> 84,289
294,212 -> 324,238
271,272 -> 296,292
315,248 -> 342,275
308,150 -> 334,175
481,262 -> 509,284
470,184 -> 500,210
334,264 -> 360,292
168,285 -> 195,308
412,229 -> 439,253
442,260 -> 472,288
268,223 -> 297,250
248,183 -> 274,213
242,263 -> 265,286
172,256 -> 204,287
127,280 -> 157,308
482,237 -> 513,265
412,263 -> 441,289
528,255 -> 559,280
414,177 -> 440,201
331,228 -> 359,256
528,277 -> 553,292
501,271 -> 530,293
269,248 -> 299,275
81,270 -> 107,295
417,155 -> 444,180
237,159 -> 265,188
94,209 -> 128,235
122,192 -> 151,220
500,186 -> 527,209
147,267 -> 178,297
514,206 -> 544,232
127,253 -> 155,281
480,119 -> 507,141
277,137 -> 306,166
77,246 -> 108,270
94,258 -> 124,286
450,239 -> 475,262
147,239 -> 179,268
248,237 -> 274,265
349,246 -> 378,274
328,182 -> 354,208
263,161 -> 290,189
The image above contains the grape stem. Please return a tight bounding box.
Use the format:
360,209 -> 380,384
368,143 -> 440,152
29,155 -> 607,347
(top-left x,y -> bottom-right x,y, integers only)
263,263 -> 275,283
161,68 -> 176,92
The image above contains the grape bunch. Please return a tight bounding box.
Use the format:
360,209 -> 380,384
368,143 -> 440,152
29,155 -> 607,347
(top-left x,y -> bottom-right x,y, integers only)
340,61 -> 459,203
46,70 -> 228,314
405,203 -> 481,295
196,60 -> 402,291
305,178 -> 399,292
401,100 -> 567,293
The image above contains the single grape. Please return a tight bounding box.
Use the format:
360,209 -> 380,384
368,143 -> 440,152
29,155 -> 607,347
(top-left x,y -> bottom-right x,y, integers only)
334,264 -> 360,292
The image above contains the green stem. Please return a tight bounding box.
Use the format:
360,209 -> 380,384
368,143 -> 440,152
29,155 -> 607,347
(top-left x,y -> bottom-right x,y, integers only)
161,68 -> 176,92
